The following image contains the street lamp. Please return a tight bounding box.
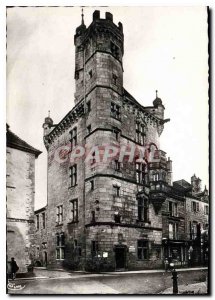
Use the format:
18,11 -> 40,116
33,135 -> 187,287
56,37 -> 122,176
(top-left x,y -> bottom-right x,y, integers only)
170,263 -> 178,294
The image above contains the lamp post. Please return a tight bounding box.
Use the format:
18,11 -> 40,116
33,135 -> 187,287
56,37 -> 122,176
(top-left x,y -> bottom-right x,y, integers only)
170,263 -> 178,294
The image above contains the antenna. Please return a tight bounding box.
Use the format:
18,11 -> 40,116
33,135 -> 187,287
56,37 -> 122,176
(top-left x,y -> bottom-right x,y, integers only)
156,90 -> 158,98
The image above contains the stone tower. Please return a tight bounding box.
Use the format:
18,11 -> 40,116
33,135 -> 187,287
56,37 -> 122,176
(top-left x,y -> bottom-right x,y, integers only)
42,10 -> 178,272
74,10 -> 124,106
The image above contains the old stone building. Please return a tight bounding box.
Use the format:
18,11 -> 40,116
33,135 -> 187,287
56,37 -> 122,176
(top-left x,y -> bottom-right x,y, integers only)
173,176 -> 209,266
39,10 -> 209,271
34,206 -> 48,267
6,124 -> 42,273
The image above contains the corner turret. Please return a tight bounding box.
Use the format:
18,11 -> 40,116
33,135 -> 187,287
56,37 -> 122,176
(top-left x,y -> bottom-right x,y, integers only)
42,111 -> 54,137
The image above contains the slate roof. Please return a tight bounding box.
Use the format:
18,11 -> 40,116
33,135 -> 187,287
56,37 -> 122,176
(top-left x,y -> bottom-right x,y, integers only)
6,124 -> 42,158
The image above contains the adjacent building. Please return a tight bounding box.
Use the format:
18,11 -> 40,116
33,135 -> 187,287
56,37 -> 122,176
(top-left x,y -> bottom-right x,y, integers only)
6,124 -> 42,273
37,10 -> 209,271
34,206 -> 48,267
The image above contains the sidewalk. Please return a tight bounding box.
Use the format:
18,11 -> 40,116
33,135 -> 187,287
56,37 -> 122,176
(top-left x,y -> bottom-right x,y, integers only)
162,281 -> 207,294
15,266 -> 208,281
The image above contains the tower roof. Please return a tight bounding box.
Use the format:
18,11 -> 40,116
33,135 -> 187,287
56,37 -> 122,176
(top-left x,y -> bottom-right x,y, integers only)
153,90 -> 163,107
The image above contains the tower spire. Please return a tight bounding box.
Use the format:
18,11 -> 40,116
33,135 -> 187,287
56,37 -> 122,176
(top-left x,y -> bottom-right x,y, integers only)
81,7 -> 84,25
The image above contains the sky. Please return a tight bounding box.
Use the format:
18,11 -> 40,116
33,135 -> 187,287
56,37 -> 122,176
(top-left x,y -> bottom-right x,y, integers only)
6,6 -> 209,210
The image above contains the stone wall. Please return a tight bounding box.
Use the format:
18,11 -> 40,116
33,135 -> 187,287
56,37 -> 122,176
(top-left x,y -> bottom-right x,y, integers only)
6,148 -> 36,273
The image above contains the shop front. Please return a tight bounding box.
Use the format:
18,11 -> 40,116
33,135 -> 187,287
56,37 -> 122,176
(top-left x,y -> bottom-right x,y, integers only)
162,239 -> 187,267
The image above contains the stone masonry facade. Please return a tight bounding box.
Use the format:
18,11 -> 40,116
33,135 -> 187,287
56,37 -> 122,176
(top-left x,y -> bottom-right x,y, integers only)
37,10 -> 209,271
6,125 -> 41,273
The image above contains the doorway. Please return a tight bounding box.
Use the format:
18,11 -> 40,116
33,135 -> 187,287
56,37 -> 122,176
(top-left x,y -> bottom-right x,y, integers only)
115,246 -> 126,270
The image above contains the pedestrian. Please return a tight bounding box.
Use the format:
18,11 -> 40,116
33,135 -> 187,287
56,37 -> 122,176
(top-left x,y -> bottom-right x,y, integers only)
11,257 -> 19,280
164,258 -> 169,272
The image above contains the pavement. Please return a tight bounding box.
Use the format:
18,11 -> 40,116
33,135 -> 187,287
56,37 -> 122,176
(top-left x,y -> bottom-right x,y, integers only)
162,282 -> 207,294
7,267 -> 208,295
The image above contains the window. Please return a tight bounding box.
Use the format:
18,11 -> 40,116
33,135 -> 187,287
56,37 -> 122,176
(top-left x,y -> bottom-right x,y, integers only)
135,122 -> 145,145
191,201 -> 199,212
91,241 -> 99,257
136,163 -> 146,184
90,180 -> 94,191
113,185 -> 120,197
75,70 -> 79,80
152,173 -> 159,181
110,41 -> 120,59
111,102 -> 121,120
204,205 -> 209,215
70,127 -> 77,150
191,221 -> 198,239
74,240 -> 82,256
89,70 -> 93,78
91,152 -> 96,165
70,199 -> 78,223
113,73 -> 118,85
112,127 -> 120,141
91,211 -> 96,223
169,222 -> 178,239
70,164 -> 77,187
56,205 -> 63,224
36,215 -> 39,230
87,124 -> 91,135
86,101 -> 91,113
114,212 -> 121,223
114,160 -> 121,171
168,201 -> 178,217
137,198 -> 148,222
42,212 -> 46,229
137,240 -> 149,260
56,233 -> 65,260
